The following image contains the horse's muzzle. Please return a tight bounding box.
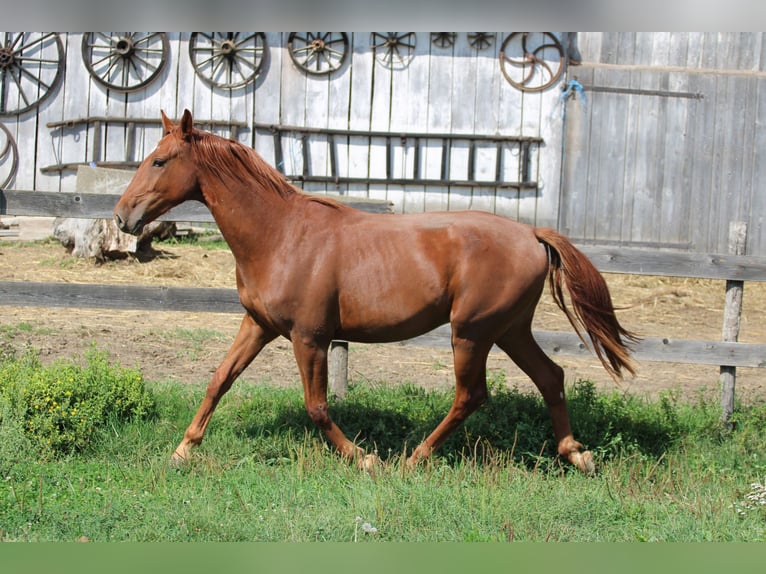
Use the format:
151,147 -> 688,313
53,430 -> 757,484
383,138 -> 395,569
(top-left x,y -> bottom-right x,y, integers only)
113,212 -> 144,235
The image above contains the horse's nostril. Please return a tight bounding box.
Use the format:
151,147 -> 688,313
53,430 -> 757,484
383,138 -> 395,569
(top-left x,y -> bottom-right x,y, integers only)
114,213 -> 124,229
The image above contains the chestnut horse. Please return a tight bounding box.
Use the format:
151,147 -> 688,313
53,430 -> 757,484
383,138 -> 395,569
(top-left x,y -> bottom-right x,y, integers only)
115,110 -> 637,473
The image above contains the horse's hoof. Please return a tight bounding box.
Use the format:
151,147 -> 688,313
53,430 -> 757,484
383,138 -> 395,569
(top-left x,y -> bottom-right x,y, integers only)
170,452 -> 188,469
570,450 -> 595,475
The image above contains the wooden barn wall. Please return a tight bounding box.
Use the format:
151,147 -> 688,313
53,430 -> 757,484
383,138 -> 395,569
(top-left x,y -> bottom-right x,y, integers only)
0,32 -> 567,228
562,32 -> 766,256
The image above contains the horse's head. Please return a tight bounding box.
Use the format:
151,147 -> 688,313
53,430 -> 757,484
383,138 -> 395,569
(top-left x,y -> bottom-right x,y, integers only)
114,109 -> 202,235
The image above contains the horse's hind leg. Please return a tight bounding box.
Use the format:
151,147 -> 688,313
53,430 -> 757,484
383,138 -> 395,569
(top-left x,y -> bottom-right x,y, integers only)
408,334 -> 492,465
497,326 -> 595,474
172,314 -> 276,464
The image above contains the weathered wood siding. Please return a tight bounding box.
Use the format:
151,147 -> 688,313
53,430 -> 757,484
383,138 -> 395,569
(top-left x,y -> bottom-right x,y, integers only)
5,32 -> 765,256
562,32 -> 766,256
0,32 -> 566,228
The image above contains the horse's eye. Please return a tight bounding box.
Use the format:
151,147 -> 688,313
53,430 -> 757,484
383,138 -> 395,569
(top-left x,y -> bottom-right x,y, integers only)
152,158 -> 167,168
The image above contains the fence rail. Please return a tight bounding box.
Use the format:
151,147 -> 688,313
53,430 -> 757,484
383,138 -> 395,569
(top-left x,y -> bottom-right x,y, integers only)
2,189 -> 765,413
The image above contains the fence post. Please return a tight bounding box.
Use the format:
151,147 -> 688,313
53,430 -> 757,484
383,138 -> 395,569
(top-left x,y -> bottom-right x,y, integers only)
720,221 -> 747,425
329,340 -> 349,401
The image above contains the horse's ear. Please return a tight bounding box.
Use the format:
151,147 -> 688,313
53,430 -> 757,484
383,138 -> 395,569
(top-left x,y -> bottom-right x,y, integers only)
180,109 -> 194,139
160,110 -> 175,135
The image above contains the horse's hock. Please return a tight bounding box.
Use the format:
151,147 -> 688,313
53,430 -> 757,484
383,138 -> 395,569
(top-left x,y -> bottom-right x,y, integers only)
53,166 -> 175,260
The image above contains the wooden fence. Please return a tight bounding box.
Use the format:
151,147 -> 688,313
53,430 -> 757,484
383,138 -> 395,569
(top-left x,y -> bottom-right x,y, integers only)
2,188 -> 766,419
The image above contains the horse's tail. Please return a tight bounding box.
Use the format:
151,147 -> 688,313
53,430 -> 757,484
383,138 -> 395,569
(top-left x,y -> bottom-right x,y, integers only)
534,227 -> 639,381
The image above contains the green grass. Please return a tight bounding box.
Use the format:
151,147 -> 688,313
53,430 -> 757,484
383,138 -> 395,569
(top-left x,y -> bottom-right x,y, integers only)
1,350 -> 765,541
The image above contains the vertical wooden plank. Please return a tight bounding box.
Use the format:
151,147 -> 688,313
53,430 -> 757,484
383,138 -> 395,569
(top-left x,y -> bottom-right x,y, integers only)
685,32 -> 704,69
617,68 -> 641,243
53,32 -> 92,193
471,33 -> 503,215
345,32 -> 374,199
424,34 -> 453,212
465,33 -> 498,215
650,32 -> 671,67
323,34 -> 352,197
633,32 -> 656,67
384,35 -> 417,212
713,74 -> 747,253
227,34 -> 253,149
686,71 -> 717,253
759,33 -> 766,73
629,70 -> 665,244
720,221 -> 747,424
151,32 -> 183,154
559,64 -> 594,238
398,33 -> 432,213
367,33 -> 395,205
589,65 -> 628,243
252,33 -> 284,167
750,78 -> 766,255
279,34 -> 310,182
30,32 -> 68,192
577,32 -> 601,64
615,32 -> 636,65
495,33 -> 524,221
533,37 -> 567,229
302,73 -> 331,194
657,71 -> 692,247
667,32 -> 689,68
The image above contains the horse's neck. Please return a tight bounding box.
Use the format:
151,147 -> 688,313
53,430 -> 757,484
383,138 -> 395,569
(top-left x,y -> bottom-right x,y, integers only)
200,176 -> 297,260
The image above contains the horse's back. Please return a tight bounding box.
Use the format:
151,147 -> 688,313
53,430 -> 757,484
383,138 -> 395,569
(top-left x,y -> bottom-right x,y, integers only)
331,209 -> 549,340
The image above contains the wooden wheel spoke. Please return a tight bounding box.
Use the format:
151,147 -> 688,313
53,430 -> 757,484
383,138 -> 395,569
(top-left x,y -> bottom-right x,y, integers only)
0,32 -> 63,115
189,32 -> 267,88
288,32 -> 348,75
82,32 -> 168,92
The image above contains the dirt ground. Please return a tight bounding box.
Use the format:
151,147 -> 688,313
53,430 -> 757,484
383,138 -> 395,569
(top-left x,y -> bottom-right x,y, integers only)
1,218 -> 765,403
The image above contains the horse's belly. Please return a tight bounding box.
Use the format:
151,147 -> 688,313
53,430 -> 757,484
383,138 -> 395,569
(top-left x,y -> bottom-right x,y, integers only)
336,293 -> 449,344
335,315 -> 447,344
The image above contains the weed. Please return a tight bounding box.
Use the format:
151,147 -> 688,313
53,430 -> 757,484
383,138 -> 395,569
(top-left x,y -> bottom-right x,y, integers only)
0,348 -> 155,465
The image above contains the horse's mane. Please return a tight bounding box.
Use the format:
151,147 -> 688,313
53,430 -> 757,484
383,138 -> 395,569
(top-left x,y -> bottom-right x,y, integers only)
189,129 -> 342,209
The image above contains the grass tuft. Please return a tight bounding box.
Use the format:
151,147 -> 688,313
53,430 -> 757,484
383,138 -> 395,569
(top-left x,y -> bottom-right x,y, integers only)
1,350 -> 765,541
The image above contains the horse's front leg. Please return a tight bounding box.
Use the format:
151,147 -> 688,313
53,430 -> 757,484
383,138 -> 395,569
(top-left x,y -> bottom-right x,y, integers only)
291,336 -> 378,471
172,314 -> 277,464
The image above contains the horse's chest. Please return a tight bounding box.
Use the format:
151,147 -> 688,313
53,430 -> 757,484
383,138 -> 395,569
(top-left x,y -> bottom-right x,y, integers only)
237,285 -> 299,336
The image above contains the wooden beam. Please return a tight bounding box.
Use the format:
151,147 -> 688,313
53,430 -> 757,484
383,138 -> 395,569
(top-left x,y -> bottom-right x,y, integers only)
400,324 -> 766,369
2,281 -> 765,368
0,189 -> 393,219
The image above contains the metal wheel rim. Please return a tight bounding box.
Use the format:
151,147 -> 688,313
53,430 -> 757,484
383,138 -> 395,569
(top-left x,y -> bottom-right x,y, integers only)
287,33 -> 348,76
499,32 -> 565,92
189,32 -> 267,89
81,32 -> 169,92
0,32 -> 64,116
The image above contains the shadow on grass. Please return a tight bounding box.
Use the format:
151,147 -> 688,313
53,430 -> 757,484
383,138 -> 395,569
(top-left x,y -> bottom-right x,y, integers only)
227,380 -> 711,468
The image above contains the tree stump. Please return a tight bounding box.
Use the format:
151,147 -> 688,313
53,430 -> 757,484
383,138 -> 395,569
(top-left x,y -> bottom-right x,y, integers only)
53,217 -> 175,261
52,165 -> 175,261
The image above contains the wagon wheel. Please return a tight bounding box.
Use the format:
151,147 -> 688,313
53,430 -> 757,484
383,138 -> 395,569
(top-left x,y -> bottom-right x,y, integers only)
468,32 -> 495,50
287,33 -> 348,76
431,33 -> 456,49
189,32 -> 267,89
0,32 -> 64,116
499,32 -> 565,92
81,33 -> 169,92
0,122 -> 19,189
371,32 -> 416,68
